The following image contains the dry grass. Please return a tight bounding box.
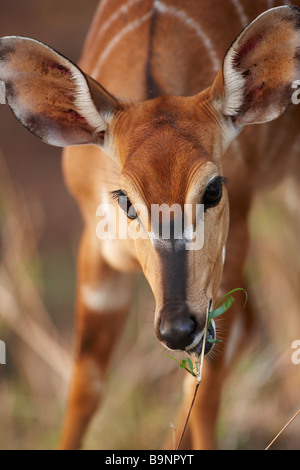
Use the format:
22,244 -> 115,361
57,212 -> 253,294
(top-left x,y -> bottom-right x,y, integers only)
0,149 -> 72,448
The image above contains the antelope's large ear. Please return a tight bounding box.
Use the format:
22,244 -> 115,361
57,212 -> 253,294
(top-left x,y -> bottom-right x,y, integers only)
211,6 -> 300,127
0,36 -> 122,151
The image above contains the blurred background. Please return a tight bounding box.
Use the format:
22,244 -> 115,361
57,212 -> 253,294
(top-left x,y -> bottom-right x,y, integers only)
0,0 -> 299,450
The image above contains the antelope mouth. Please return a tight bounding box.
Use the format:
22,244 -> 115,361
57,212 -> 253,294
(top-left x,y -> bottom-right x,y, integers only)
186,318 -> 216,357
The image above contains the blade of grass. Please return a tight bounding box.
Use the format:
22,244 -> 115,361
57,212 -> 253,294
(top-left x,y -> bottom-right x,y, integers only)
214,288 -> 248,310
207,296 -> 235,330
212,296 -> 235,318
207,288 -> 247,331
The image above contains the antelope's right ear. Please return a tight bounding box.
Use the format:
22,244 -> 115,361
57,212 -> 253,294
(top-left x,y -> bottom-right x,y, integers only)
0,36 -> 122,154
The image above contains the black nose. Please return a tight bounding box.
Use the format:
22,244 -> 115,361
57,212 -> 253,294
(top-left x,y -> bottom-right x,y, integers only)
157,302 -> 204,351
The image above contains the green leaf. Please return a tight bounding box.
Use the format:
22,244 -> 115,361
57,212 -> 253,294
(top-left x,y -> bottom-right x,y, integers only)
207,338 -> 222,344
212,296 -> 235,318
167,355 -> 196,377
214,288 -> 248,311
185,357 -> 194,375
207,288 -> 248,331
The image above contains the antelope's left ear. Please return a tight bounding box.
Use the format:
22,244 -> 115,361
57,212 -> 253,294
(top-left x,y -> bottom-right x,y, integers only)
0,36 -> 122,151
211,5 -> 300,127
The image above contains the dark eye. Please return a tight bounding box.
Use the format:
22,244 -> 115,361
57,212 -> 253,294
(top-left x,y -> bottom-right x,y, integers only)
112,190 -> 138,220
203,176 -> 224,210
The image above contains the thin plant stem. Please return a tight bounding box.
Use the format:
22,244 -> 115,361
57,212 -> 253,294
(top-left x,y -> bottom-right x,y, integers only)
176,382 -> 200,450
176,308 -> 208,449
195,311 -> 208,384
265,408 -> 300,450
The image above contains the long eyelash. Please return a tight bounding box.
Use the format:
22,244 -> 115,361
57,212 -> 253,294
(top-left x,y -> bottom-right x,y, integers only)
206,176 -> 226,191
110,189 -> 125,201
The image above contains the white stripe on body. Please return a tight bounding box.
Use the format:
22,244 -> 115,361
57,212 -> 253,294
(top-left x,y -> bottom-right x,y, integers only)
94,0 -> 221,75
92,0 -> 143,50
230,0 -> 249,28
93,10 -> 152,76
154,0 -> 220,72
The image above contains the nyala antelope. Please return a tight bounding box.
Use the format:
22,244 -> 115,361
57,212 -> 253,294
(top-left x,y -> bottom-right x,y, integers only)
1,0 -> 300,450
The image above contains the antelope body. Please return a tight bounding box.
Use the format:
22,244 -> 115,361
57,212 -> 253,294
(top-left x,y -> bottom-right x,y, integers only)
1,0 -> 300,450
